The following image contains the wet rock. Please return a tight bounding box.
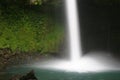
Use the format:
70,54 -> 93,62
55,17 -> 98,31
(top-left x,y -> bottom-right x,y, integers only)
0,48 -> 12,69
20,70 -> 38,80
10,70 -> 38,80
0,48 -> 12,59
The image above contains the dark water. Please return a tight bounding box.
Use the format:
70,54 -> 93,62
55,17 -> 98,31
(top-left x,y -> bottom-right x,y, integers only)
1,65 -> 120,80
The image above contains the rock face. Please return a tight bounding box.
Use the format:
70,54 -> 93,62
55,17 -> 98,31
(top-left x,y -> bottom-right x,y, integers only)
10,70 -> 38,80
0,48 -> 13,70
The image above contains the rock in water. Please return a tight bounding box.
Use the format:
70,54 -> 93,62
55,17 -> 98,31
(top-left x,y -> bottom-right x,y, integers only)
10,70 -> 38,80
20,70 -> 38,80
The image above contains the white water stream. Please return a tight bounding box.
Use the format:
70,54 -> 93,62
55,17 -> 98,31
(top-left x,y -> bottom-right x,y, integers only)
65,0 -> 81,62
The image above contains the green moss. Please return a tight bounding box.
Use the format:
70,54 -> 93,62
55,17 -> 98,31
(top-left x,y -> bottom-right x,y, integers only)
0,6 -> 65,54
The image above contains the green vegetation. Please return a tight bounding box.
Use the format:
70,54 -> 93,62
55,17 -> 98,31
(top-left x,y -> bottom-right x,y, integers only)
0,4 -> 65,54
0,0 -> 63,6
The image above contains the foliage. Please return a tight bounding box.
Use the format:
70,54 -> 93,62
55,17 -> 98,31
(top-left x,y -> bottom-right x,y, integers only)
0,0 -> 63,6
0,0 -> 29,5
42,0 -> 64,7
0,6 -> 65,54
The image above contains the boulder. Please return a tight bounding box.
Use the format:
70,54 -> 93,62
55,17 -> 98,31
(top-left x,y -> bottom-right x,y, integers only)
10,70 -> 38,80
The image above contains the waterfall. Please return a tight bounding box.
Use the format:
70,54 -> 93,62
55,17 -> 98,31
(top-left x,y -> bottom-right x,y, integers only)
65,0 -> 82,61
34,0 -> 117,73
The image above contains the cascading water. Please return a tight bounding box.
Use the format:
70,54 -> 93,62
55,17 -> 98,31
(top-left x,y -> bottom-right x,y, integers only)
33,0 -> 120,73
65,0 -> 82,62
